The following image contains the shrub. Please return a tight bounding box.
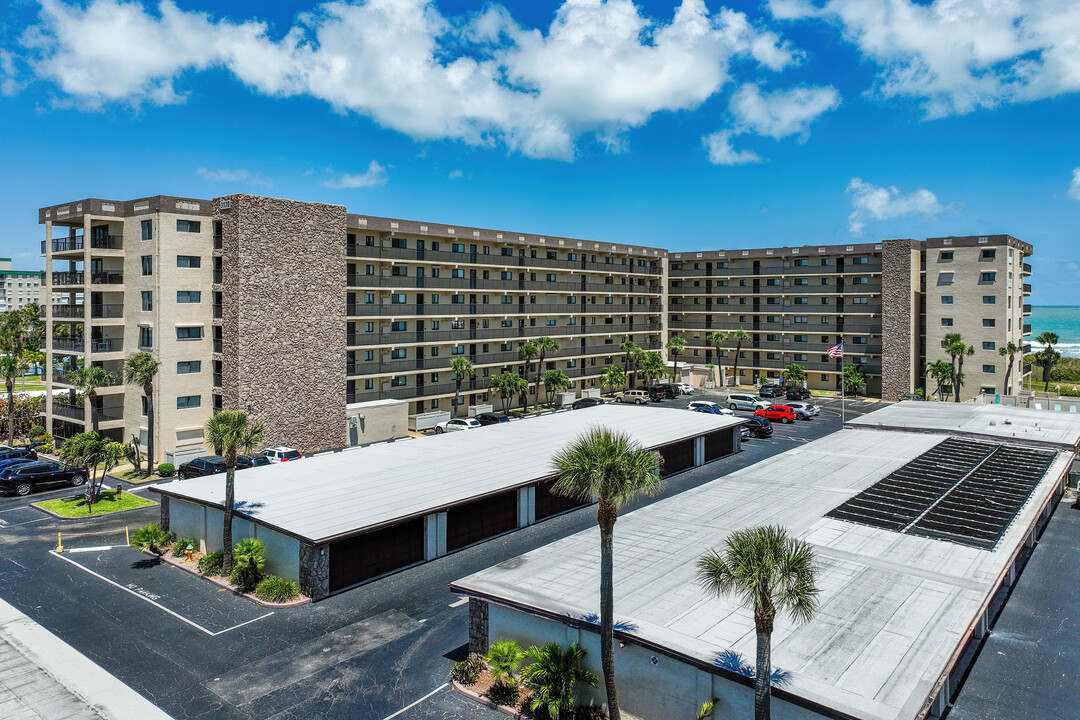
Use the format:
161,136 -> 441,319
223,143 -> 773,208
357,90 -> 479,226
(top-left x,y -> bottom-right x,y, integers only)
198,551 -> 224,576
571,706 -> 608,720
230,538 -> 265,591
38,443 -> 54,454
255,575 -> 299,603
28,425 -> 44,439
157,463 -> 175,477
171,537 -> 198,558
449,656 -> 485,685
130,524 -> 171,557
484,682 -> 520,708
484,639 -> 525,686
522,642 -> 597,720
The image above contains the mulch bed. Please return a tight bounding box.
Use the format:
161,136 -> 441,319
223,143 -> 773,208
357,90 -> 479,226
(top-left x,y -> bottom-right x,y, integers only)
151,547 -> 310,608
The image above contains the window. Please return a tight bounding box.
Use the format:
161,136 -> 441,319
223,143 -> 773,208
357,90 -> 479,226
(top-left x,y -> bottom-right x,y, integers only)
451,319 -> 465,329
391,376 -> 407,387
820,278 -> 830,286
141,396 -> 149,416
390,321 -> 406,331
365,322 -> 376,332
767,297 -> 780,305
452,243 -> 465,253
852,256 -> 868,265
983,341 -> 996,350
501,247 -> 513,256
983,318 -> 996,327
390,265 -> 407,277
364,293 -> 375,304
546,273 -> 556,282
983,295 -> 996,304
939,251 -> 953,261
794,335 -> 808,342
451,268 -> 465,279
501,271 -> 513,280
767,352 -> 780,360
177,291 -> 201,303
794,316 -> 808,323
177,326 -> 203,340
138,327 -> 152,348
177,361 -> 201,374
941,318 -> 954,326
451,345 -> 465,355
767,278 -> 780,286
364,350 -> 374,361
177,395 -> 201,409
141,291 -> 152,311
794,297 -> 808,305
852,277 -> 869,285
501,296 -> 514,304
766,315 -> 781,323
980,272 -> 997,282
820,316 -> 830,324
141,256 -> 153,276
451,294 -> 465,304
364,379 -> 374,390
390,348 -> 406,359
983,364 -> 996,373
794,278 -> 808,286
390,293 -> 407,304
794,258 -> 808,266
794,354 -> 808,361
853,336 -> 868,345
430,294 -> 439,304
941,296 -> 953,304
177,255 -> 201,268
141,220 -> 152,240
365,235 -> 375,246
821,258 -> 830,266
981,249 -> 997,259
176,220 -> 201,233
767,334 -> 781,342
391,237 -> 407,249
430,320 -> 440,330
546,319 -> 556,326
938,272 -> 953,284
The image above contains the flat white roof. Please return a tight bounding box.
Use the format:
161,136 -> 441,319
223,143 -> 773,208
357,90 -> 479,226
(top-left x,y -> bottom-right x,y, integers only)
153,405 -> 740,544
452,425 -> 1075,720
847,400 -> 1080,450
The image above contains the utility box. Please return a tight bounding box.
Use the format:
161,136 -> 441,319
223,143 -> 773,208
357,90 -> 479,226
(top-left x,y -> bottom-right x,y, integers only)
409,411 -> 451,432
555,392 -> 576,406
469,404 -> 494,417
582,388 -> 601,399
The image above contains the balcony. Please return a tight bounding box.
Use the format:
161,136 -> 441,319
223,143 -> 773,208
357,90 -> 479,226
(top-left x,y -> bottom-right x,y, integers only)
347,322 -> 657,347
51,401 -> 85,421
1023,304 -> 1032,314
91,338 -> 122,353
90,235 -> 123,250
44,237 -> 84,254
52,271 -> 85,286
91,304 -> 124,319
53,339 -> 85,352
347,243 -> 663,276
1022,263 -> 1032,275
1023,283 -> 1032,295
54,371 -> 122,387
1023,324 -> 1032,335
97,406 -> 125,421
52,304 -> 84,318
347,302 -> 658,318
90,271 -> 124,285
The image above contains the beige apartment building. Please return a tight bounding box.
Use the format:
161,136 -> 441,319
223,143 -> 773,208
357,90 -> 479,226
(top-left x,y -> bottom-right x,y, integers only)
37,194 -> 1031,456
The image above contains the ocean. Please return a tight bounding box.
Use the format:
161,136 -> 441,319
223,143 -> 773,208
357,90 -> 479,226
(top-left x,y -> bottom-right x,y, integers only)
1029,306 -> 1080,358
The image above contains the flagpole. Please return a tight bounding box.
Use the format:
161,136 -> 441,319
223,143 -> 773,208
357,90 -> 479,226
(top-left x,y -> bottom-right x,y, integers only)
841,356 -> 845,426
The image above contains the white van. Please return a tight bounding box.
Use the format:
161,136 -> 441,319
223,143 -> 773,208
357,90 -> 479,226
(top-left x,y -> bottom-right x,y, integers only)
617,390 -> 651,405
726,393 -> 769,411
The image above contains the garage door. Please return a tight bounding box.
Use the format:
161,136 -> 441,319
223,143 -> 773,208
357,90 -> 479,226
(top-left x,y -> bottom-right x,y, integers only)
535,478 -> 588,521
658,438 -> 695,477
704,429 -> 733,462
329,517 -> 425,592
446,491 -> 517,552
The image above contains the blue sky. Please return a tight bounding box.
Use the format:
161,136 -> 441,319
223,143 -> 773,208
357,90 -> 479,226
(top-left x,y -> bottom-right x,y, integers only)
1,0 -> 1078,305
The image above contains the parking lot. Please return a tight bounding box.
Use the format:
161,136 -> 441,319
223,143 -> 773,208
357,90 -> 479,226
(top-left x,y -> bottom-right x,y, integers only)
0,391 -> 883,720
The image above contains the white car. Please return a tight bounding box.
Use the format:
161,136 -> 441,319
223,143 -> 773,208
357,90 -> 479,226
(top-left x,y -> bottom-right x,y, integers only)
783,402 -> 820,420
676,383 -> 694,395
687,401 -> 734,415
435,418 -> 481,434
259,446 -> 302,463
726,394 -> 770,411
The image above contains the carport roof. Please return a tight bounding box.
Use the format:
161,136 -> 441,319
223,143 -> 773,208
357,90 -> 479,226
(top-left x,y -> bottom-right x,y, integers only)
152,404 -> 741,544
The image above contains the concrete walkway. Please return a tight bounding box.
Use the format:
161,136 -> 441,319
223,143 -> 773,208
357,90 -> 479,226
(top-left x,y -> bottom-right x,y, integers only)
0,597 -> 171,720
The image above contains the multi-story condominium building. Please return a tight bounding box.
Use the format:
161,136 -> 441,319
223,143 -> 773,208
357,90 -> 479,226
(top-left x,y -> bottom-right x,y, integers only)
0,259 -> 44,313
37,194 -> 1031,456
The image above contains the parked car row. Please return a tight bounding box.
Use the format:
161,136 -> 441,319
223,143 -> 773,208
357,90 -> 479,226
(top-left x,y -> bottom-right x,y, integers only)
177,446 -> 299,479
434,411 -> 514,433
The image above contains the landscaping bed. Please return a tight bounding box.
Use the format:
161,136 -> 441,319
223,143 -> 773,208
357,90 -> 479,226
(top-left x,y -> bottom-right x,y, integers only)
35,489 -> 155,518
156,550 -> 309,608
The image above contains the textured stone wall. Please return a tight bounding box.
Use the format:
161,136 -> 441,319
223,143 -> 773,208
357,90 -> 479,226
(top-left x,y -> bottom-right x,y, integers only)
880,239 -> 917,401
468,598 -> 489,656
216,195 -> 347,452
299,542 -> 330,601
159,495 -> 170,533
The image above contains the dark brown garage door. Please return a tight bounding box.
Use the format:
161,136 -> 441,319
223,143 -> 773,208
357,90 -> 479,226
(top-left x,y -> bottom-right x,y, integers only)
446,491 -> 518,552
658,438 -> 695,477
536,478 -> 588,520
704,429 -> 733,462
329,517 -> 424,592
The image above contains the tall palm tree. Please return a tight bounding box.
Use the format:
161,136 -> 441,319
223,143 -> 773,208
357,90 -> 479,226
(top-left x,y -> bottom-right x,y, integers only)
629,347 -> 646,389
998,341 -> 1021,395
696,526 -> 819,720
706,331 -> 727,384
449,357 -> 475,417
639,351 -> 666,385
666,335 -> 686,382
600,365 -> 626,395
123,352 -> 160,472
541,369 -> 570,405
924,360 -> 953,401
533,337 -> 559,410
781,363 -> 806,389
204,410 -> 266,575
1036,332 -> 1060,393
71,365 -> 114,433
490,371 -> 527,413
551,428 -> 664,720
730,329 -> 751,387
619,340 -> 639,388
943,331 -> 963,385
0,354 -> 26,444
946,337 -> 974,402
518,342 -> 539,411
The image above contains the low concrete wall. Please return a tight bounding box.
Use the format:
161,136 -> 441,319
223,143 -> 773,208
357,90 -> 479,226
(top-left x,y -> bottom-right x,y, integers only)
349,399 -> 409,444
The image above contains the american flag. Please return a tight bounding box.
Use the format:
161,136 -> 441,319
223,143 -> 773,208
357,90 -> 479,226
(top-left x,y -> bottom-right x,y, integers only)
827,341 -> 843,358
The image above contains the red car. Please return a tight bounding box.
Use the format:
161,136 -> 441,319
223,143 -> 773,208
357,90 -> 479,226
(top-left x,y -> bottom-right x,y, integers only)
755,405 -> 797,424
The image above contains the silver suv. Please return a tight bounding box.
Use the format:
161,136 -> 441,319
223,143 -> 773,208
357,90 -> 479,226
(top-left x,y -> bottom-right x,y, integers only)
726,393 -> 770,411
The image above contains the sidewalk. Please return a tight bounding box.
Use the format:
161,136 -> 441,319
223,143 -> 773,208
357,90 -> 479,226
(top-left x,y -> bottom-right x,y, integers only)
0,597 -> 171,720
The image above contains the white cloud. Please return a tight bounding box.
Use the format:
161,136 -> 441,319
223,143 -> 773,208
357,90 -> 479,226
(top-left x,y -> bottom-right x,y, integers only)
322,161 -> 388,189
448,169 -> 465,180
846,177 -> 945,236
18,0 -> 801,160
0,50 -> 25,96
197,167 -> 272,187
703,130 -> 761,166
769,0 -> 1080,118
1069,167 -> 1080,201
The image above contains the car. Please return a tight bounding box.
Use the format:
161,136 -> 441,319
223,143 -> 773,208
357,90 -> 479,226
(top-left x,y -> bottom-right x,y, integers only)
0,457 -> 38,475
0,448 -> 37,464
726,393 -> 770,411
616,390 -> 651,404
435,418 -> 481,434
743,417 -> 773,438
658,384 -> 681,399
739,425 -> 752,439
687,401 -> 735,415
755,405 -> 798,423
782,402 -> 819,420
571,397 -> 605,409
785,387 -> 812,401
676,383 -> 694,395
178,456 -> 227,479
259,447 -> 302,462
474,412 -> 510,426
759,384 -> 784,398
646,387 -> 666,402
0,461 -> 87,496
691,406 -> 726,416
237,454 -> 272,469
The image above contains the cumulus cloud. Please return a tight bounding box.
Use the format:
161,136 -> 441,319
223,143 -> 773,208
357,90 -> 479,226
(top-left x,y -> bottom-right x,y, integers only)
0,50 -> 25,96
1069,167 -> 1080,201
768,0 -> 1080,118
448,169 -> 465,180
322,161 -> 388,189
846,177 -> 944,236
17,0 -> 801,161
197,167 -> 272,187
703,130 -> 761,166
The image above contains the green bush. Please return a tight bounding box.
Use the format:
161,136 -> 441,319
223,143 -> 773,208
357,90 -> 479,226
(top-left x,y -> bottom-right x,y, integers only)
130,524 -> 171,556
450,656 -> 485,685
170,537 -> 198,558
254,575 -> 299,603
522,642 -> 597,720
157,463 -> 175,477
484,639 -> 525,686
28,425 -> 44,438
38,443 -> 54,454
229,538 -> 265,591
198,551 -> 223,576
484,682 -> 520,708
571,706 -> 608,720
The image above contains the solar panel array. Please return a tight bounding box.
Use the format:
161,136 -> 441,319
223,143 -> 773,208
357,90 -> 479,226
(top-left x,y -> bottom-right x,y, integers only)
826,437 -> 1057,550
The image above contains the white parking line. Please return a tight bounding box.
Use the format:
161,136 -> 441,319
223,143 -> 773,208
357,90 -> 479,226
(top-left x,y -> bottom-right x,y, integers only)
447,597 -> 469,608
49,551 -> 274,636
382,683 -> 449,720
66,545 -> 123,553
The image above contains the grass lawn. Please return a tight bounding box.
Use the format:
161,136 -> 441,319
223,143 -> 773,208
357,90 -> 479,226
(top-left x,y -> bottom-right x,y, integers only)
37,489 -> 155,517
116,466 -> 165,483
14,375 -> 46,392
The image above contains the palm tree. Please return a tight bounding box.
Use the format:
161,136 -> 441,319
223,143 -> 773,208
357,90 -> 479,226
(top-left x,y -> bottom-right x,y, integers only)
449,357 -> 475,417
666,335 -> 686,382
533,337 -> 559,410
943,331 -> 963,385
639,351 -> 666,385
946,336 -> 974,402
619,340 -> 639,388
696,525 -> 819,720
123,352 -> 160,472
924,360 -> 953,401
204,410 -> 266,575
484,639 -> 526,689
842,364 -> 866,396
781,363 -> 806,389
1036,332 -> 1060,393
71,365 -> 114,433
998,341 -> 1021,395
600,365 -> 626,396
551,428 -> 665,720
0,354 -> 26,444
541,369 -> 571,406
518,342 -> 539,411
522,642 -> 598,720
629,347 -> 646,389
706,331 -> 727,384
730,329 -> 751,387
490,371 -> 527,413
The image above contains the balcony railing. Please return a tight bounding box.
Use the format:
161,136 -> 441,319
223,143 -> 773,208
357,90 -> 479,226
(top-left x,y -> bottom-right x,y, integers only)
1023,304 -> 1032,314
52,271 -> 84,286
54,371 -> 122,387
91,271 -> 124,284
1023,324 -> 1032,334
90,235 -> 123,250
44,237 -> 83,253
53,339 -> 85,352
347,302 -> 660,318
91,338 -> 122,353
1022,263 -> 1032,275
347,244 -> 663,276
213,372 -> 222,387
52,304 -> 84,318
213,269 -> 222,283
91,304 -> 124,319
1023,283 -> 1032,294
347,322 -> 658,347
97,406 -> 125,421
213,305 -> 223,319
213,338 -> 222,353
51,402 -> 85,420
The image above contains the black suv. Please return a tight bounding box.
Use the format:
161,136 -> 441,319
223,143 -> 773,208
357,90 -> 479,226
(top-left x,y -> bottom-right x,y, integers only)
759,384 -> 784,398
646,386 -> 666,402
785,387 -> 811,401
571,397 -> 604,409
0,461 -> 87,496
237,454 -> 271,470
475,412 -> 510,426
178,456 -> 227,479
0,448 -> 38,464
743,417 -> 774,438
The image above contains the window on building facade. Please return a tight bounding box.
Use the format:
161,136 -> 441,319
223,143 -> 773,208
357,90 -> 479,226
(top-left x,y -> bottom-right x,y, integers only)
983,342 -> 996,350
980,272 -> 997,282
942,296 -> 953,304
981,249 -> 996,259
141,220 -> 152,240
177,361 -> 201,374
983,318 -> 996,327
177,395 -> 201,408
141,291 -> 152,311
177,327 -> 203,340
942,318 -> 954,326
141,256 -> 152,276
176,220 -> 200,233
983,295 -> 996,304
983,364 -> 996,373
177,255 -> 201,268
794,316 -> 808,323
138,327 -> 152,347
177,291 -> 201,303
